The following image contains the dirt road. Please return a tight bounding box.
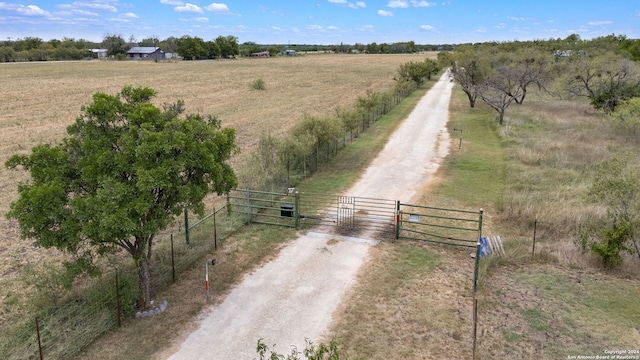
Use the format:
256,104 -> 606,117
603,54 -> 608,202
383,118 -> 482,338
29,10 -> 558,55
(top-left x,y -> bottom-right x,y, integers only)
166,72 -> 454,359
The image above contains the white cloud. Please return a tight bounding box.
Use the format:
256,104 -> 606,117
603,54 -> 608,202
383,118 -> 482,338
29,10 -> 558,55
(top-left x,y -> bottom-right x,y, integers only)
0,3 -> 51,16
175,3 -> 203,14
271,26 -> 283,31
194,17 -> 209,22
377,9 -> 393,16
205,3 -> 229,13
160,0 -> 183,5
327,25 -> 339,30
328,0 -> 347,3
362,24 -> 375,32
74,1 -> 117,12
72,9 -> 99,16
588,20 -> 612,26
109,17 -> 130,22
507,16 -> 524,21
16,4 -> 51,16
308,24 -> 323,30
387,0 -> 408,8
420,24 -> 434,30
122,12 -> 138,19
474,27 -> 487,33
411,1 -> 435,7
349,2 -> 366,9
495,23 -> 505,29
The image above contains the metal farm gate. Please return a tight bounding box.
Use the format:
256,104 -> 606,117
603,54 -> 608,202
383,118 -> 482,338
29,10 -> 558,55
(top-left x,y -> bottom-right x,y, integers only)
299,192 -> 397,235
226,189 -> 397,235
226,189 -> 299,228
226,189 -> 484,249
396,203 -> 483,248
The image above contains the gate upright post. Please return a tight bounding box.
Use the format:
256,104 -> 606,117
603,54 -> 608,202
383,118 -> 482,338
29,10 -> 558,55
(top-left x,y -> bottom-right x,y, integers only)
395,201 -> 401,240
184,208 -> 190,245
294,191 -> 300,228
473,208 -> 484,293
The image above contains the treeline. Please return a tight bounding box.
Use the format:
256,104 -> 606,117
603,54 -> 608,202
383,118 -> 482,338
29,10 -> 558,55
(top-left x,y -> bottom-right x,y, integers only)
0,37 -> 96,62
238,58 -> 440,191
440,33 -> 640,124
0,33 -> 455,62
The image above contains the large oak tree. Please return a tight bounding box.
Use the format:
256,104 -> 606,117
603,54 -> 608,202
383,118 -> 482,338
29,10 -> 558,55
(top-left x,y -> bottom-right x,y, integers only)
6,86 -> 238,310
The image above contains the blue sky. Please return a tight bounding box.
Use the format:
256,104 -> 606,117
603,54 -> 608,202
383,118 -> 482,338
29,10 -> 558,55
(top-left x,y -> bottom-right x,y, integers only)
1,0 -> 638,44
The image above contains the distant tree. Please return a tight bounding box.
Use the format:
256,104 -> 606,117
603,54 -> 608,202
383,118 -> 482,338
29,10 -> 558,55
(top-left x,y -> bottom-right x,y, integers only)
206,40 -> 220,59
139,36 -> 160,47
5,86 -> 238,310
437,50 -> 454,68
477,57 -> 523,125
396,59 -> 440,87
336,107 -> 364,141
366,42 -> 380,54
215,35 -> 239,58
449,46 -> 490,108
102,34 -> 128,57
13,37 -> 43,51
511,49 -> 551,104
176,35 -> 207,60
238,134 -> 286,191
162,36 -> 179,54
566,53 -> 640,113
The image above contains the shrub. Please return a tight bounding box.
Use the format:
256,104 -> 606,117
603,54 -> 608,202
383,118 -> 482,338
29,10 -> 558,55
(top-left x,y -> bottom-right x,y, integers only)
252,78 -> 266,90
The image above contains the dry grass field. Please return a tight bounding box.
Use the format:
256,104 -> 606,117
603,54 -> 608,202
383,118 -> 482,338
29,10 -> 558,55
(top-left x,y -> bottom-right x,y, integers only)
0,53 -> 430,316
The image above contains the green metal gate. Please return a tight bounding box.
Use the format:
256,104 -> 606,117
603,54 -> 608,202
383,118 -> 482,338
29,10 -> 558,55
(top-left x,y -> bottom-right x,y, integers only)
226,189 -> 300,228
396,203 -> 483,248
299,192 -> 398,234
226,189 -> 483,250
226,189 -> 398,234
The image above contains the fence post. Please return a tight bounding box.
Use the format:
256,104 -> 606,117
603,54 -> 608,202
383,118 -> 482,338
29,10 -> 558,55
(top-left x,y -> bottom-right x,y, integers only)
184,208 -> 190,245
395,201 -> 401,240
472,297 -> 478,359
115,272 -> 122,327
171,234 -> 176,282
473,242 -> 481,293
213,208 -> 218,251
245,190 -> 251,224
36,316 -> 43,360
531,218 -> 537,260
477,208 -> 484,241
226,192 -> 231,216
295,192 -> 300,229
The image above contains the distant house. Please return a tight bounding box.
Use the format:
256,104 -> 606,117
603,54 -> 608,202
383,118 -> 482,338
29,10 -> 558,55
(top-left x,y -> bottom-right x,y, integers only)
89,48 -> 108,59
251,51 -> 270,58
127,47 -> 164,60
281,49 -> 296,56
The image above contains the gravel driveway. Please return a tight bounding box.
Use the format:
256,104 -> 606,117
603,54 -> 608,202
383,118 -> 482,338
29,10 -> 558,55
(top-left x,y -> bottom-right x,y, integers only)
166,72 -> 454,359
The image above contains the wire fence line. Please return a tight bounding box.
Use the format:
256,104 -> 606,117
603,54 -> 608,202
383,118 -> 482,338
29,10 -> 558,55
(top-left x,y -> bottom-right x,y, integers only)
1,206 -> 243,360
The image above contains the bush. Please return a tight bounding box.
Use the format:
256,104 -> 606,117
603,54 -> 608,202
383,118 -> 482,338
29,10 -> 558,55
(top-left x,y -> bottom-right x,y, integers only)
256,338 -> 342,360
252,78 -> 266,90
